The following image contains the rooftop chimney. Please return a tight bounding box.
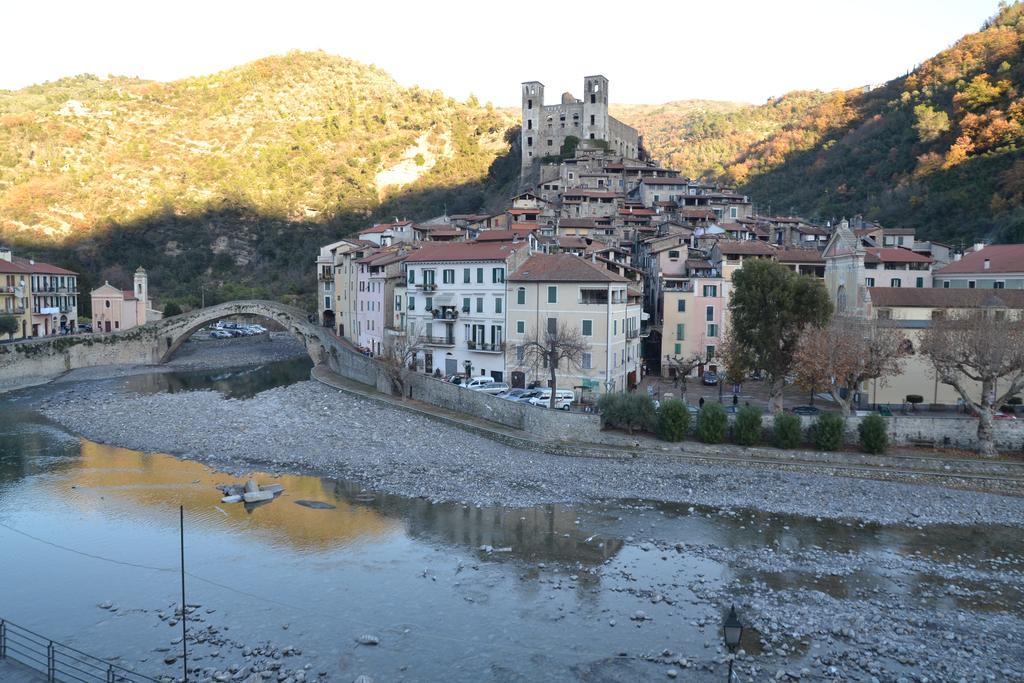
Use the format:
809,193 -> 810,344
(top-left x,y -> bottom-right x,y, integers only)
984,258 -> 990,270
0,246 -> 11,262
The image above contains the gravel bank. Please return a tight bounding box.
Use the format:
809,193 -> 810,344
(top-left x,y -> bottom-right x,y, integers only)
38,379 -> 1024,528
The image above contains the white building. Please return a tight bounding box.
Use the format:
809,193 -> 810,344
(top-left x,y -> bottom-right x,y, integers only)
403,241 -> 531,380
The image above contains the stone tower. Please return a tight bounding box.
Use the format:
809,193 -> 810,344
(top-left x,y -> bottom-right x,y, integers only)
581,75 -> 609,143
134,266 -> 148,303
520,81 -> 544,180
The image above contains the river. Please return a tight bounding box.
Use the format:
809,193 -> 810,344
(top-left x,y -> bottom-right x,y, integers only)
1,359 -> 1022,681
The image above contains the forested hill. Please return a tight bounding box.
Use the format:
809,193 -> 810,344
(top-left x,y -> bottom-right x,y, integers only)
615,3 -> 1024,244
0,51 -> 519,310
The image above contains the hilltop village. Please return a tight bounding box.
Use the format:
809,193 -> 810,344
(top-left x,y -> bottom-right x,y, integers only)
314,75 -> 1024,410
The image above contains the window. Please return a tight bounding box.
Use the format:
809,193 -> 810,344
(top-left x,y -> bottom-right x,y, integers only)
706,305 -> 714,322
516,320 -> 525,334
916,277 -> 924,288
527,119 -> 533,130
425,297 -> 432,310
547,139 -> 553,147
476,297 -> 483,313
730,206 -> 738,219
527,136 -> 533,147
995,281 -> 1006,289
115,321 -> 119,329
492,268 -> 505,283
705,345 -> 715,361
968,280 -> 976,289
943,280 -> 950,288
324,296 -> 331,310
582,352 -> 592,369
464,268 -> 471,283
613,320 -> 617,335
408,296 -> 415,311
547,286 -> 557,303
707,324 -> 718,338
582,320 -> 593,336
890,278 -> 902,288
590,114 -> 595,125
590,93 -> 596,104
865,277 -> 875,287
516,345 -> 525,363
516,287 -> 526,305
477,268 -> 484,284
674,343 -> 681,355
676,323 -> 685,340
105,300 -> 111,309
495,297 -> 503,314
668,250 -> 680,260
443,269 -> 455,284
462,297 -> 471,313
702,285 -> 717,297
395,296 -> 401,311
547,317 -> 557,334
677,300 -> 686,312
877,309 -> 892,320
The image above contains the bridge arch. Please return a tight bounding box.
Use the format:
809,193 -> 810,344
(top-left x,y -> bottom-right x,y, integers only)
155,300 -> 336,366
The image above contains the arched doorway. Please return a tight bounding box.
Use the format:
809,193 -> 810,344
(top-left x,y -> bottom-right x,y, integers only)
322,310 -> 335,329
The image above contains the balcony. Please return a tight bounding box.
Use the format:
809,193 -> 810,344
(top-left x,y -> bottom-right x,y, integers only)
423,336 -> 455,347
416,283 -> 438,291
468,340 -> 505,353
626,329 -> 640,339
663,282 -> 694,292
318,272 -> 333,281
431,308 -> 459,320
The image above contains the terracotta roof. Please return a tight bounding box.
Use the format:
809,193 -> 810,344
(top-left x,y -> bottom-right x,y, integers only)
717,240 -> 777,256
864,247 -> 933,264
795,225 -> 830,235
556,237 -> 590,249
122,290 -> 137,301
619,208 -> 656,216
359,220 -> 414,234
640,177 -> 691,186
3,256 -> 77,275
510,253 -> 628,283
686,259 -> 713,269
678,208 -> 716,219
558,218 -> 598,228
868,288 -> 1024,309
404,241 -> 526,263
773,248 -> 825,264
936,245 -> 1024,275
508,208 -> 540,215
424,228 -> 466,237
474,230 -> 536,242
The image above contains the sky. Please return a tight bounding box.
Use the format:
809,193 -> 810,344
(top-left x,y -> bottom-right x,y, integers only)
2,0 -> 1000,105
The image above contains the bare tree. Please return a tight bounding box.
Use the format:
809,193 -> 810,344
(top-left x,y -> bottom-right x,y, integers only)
919,308 -> 1024,456
663,351 -> 703,404
511,321 -> 591,409
380,326 -> 424,398
793,316 -> 908,416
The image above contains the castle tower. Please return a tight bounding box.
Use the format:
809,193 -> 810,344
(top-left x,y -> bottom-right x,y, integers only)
520,81 -> 544,182
581,75 -> 609,143
134,266 -> 148,303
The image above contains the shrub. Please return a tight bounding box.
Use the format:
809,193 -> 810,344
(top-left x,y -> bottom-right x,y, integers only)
812,412 -> 846,451
163,301 -> 183,317
0,315 -> 18,339
658,399 -> 690,442
773,412 -> 802,449
697,403 -> 728,444
597,393 -> 657,435
735,405 -> 763,446
858,414 -> 888,454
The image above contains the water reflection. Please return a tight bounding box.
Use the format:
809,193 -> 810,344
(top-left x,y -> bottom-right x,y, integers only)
120,357 -> 313,399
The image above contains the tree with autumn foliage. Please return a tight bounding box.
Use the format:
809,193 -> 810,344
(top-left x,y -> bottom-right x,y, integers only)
792,317 -> 907,416
919,307 -> 1024,457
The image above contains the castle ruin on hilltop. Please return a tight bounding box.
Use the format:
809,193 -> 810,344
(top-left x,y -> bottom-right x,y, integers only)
520,75 -> 640,185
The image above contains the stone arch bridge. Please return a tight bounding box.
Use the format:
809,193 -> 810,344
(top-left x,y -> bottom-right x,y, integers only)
0,300 -> 363,392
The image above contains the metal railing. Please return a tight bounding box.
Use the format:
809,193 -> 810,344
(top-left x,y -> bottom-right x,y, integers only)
0,619 -> 162,683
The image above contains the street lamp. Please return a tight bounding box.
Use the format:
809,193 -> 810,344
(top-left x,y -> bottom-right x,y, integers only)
722,604 -> 743,681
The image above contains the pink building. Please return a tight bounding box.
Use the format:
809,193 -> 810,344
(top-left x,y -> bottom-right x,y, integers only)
355,250 -> 409,356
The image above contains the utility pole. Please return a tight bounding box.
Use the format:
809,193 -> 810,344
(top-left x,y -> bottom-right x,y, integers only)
180,505 -> 188,683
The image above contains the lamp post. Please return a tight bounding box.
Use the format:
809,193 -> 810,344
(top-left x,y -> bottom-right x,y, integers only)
722,604 -> 743,682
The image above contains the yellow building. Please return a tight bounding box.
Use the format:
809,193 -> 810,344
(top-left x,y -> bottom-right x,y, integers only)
0,246 -> 79,339
865,288 -> 1024,407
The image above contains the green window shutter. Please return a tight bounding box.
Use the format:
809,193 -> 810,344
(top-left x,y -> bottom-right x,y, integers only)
674,343 -> 681,355
582,320 -> 592,336
676,323 -> 684,340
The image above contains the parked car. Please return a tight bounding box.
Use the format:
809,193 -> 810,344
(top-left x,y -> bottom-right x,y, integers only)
994,412 -> 1018,420
209,329 -> 232,339
444,375 -> 463,385
77,324 -> 92,333
702,371 -> 719,386
791,405 -> 820,416
463,376 -> 497,391
474,381 -> 510,395
528,389 -> 575,410
497,388 -> 534,401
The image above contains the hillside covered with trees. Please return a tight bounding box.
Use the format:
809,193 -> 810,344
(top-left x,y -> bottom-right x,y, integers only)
0,51 -> 518,311
615,3 -> 1024,244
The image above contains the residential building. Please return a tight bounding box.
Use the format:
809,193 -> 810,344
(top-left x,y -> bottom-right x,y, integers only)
659,271 -> 727,381
358,220 -> 415,246
864,288 -> 1024,407
0,247 -> 79,337
507,253 -> 642,398
404,241 -> 531,380
933,244 -> 1024,289
90,267 -> 162,333
863,247 -> 934,289
355,250 -> 410,356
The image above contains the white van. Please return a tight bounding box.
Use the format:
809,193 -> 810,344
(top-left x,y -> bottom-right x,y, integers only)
463,376 -> 496,391
527,389 -> 575,410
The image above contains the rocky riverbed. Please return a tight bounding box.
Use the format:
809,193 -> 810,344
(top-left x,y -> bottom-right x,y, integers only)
37,377 -> 1024,529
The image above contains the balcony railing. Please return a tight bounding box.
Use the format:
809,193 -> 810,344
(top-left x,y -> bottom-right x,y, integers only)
468,340 -> 505,352
664,282 -> 694,292
431,309 -> 459,320
416,283 -> 438,291
423,336 -> 455,347
626,329 -> 640,339
318,272 -> 333,281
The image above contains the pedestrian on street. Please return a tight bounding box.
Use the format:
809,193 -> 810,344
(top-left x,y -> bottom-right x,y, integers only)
699,397 -> 705,409
732,394 -> 738,408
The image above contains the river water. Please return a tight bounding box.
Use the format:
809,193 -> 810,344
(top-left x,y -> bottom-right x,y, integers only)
1,360 -> 1022,681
